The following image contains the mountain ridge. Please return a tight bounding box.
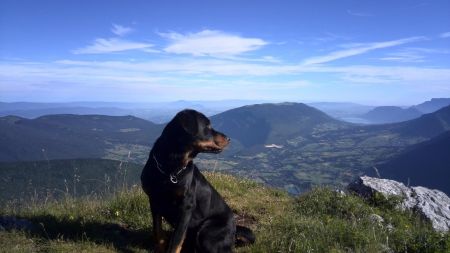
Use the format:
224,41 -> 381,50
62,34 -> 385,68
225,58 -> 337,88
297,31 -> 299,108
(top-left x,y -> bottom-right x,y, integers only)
0,114 -> 162,162
2,102 -> 450,194
361,106 -> 422,124
211,102 -> 349,147
376,130 -> 450,195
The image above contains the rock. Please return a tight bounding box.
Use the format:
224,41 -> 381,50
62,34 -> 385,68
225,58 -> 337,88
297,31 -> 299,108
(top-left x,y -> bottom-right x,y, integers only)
368,213 -> 384,226
380,244 -> 394,253
385,223 -> 394,232
334,189 -> 346,197
412,186 -> 450,233
348,176 -> 450,232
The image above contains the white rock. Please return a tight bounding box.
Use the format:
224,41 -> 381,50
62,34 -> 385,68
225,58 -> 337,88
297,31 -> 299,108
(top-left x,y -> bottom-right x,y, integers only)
368,213 -> 385,225
348,176 -> 450,232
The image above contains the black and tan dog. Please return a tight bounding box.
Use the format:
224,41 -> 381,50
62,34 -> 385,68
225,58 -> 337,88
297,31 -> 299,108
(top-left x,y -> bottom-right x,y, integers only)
141,109 -> 255,253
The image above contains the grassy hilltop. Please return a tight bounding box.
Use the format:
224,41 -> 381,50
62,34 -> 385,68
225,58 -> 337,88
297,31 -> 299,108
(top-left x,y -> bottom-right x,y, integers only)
1,172 -> 449,253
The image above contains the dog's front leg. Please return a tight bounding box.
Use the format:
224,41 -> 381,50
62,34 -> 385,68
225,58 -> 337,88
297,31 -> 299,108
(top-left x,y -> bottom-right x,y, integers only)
152,212 -> 166,253
167,207 -> 193,253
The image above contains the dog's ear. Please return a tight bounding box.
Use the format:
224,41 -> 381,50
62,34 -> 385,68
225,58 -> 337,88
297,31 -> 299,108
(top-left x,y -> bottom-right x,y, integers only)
177,110 -> 199,136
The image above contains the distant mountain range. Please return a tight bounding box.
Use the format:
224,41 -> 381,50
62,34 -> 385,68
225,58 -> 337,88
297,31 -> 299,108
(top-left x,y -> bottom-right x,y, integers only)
375,131 -> 450,195
361,98 -> 450,124
309,98 -> 450,124
361,106 -> 422,124
414,98 -> 450,113
2,98 -> 449,125
1,101 -> 450,194
0,100 -> 267,123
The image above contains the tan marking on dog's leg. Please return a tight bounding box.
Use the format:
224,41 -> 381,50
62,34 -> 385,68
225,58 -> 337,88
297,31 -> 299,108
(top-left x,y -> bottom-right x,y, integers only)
173,233 -> 186,253
153,214 -> 166,253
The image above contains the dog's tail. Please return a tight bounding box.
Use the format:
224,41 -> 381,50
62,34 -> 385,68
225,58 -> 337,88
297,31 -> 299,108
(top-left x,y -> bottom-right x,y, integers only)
235,225 -> 255,247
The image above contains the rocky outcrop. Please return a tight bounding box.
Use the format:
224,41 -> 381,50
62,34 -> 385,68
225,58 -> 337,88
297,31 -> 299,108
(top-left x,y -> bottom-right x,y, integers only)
348,176 -> 450,232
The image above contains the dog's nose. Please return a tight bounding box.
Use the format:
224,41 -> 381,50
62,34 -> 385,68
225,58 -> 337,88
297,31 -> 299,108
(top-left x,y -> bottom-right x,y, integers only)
226,136 -> 231,142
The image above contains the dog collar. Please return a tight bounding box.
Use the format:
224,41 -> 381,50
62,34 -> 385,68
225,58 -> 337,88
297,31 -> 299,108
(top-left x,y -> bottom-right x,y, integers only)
152,154 -> 187,184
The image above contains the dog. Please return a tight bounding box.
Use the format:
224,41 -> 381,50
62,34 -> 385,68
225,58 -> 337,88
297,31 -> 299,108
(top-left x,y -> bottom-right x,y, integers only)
141,109 -> 255,253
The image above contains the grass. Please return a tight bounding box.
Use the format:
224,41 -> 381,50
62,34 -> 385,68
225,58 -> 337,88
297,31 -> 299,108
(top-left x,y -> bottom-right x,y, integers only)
1,172 -> 449,252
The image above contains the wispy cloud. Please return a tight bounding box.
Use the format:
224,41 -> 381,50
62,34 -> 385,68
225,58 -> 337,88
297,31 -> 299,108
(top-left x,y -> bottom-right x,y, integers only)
302,36 -> 426,65
440,32 -> 450,38
2,56 -> 450,101
111,24 -> 134,36
330,65 -> 450,85
160,30 -> 268,57
72,38 -> 157,54
299,32 -> 352,45
379,50 -> 425,63
379,47 -> 450,63
3,57 -> 450,84
347,10 -> 373,17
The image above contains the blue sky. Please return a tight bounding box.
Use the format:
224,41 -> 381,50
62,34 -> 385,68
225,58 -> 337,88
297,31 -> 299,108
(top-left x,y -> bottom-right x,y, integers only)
1,0 -> 449,105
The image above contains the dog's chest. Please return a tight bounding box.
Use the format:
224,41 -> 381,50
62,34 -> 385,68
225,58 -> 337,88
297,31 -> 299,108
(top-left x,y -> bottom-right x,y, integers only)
156,184 -> 190,207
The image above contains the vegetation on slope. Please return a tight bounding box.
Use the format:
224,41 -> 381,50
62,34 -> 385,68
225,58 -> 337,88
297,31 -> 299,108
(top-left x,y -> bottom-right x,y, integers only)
1,173 -> 449,253
0,114 -> 161,163
0,159 -> 143,205
377,131 -> 450,195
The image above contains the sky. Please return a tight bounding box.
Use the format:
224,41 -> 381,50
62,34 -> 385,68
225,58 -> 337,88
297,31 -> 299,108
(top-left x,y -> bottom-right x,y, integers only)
1,0 -> 449,105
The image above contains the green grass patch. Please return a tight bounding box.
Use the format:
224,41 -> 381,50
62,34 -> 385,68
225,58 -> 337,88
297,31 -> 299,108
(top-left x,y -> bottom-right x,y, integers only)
1,173 -> 449,252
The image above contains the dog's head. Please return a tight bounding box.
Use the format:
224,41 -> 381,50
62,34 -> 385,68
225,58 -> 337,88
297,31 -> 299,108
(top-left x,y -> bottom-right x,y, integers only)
161,109 -> 230,155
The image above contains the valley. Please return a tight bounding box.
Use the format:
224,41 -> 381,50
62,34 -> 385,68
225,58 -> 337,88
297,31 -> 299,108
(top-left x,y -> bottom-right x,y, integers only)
1,100 -> 450,199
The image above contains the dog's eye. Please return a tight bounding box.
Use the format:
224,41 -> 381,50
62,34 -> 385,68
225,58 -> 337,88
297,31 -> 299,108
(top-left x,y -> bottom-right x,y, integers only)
204,125 -> 213,136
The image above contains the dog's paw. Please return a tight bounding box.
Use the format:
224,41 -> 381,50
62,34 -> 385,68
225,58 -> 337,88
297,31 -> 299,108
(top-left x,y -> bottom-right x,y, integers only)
154,239 -> 167,253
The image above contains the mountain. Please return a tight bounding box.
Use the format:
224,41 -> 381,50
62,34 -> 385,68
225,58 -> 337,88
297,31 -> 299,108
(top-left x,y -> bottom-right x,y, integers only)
0,106 -> 136,119
0,102 -> 71,111
340,104 -> 450,141
375,131 -> 450,195
211,102 -> 349,147
361,106 -> 422,124
413,98 -> 450,114
201,104 -> 450,193
391,104 -> 450,138
0,100 -> 267,123
2,103 -> 450,195
0,102 -> 196,124
0,114 -> 162,162
358,98 -> 450,124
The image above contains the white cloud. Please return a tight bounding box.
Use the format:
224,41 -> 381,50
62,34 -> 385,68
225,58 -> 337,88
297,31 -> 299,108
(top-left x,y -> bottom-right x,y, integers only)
111,24 -> 134,36
302,36 -> 426,65
72,38 -> 157,54
440,32 -> 450,38
160,30 -> 268,57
